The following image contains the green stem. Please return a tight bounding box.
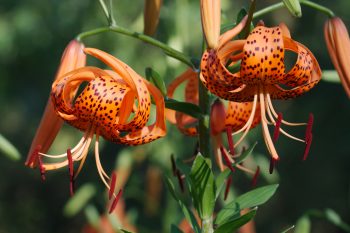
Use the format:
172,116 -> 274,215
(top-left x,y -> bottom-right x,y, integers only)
201,216 -> 214,233
253,0 -> 335,19
76,26 -> 194,68
198,77 -> 211,158
299,0 -> 335,17
253,2 -> 285,19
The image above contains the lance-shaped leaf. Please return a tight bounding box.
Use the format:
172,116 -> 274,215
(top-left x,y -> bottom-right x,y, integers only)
215,184 -> 278,225
0,134 -> 20,161
165,98 -> 202,119
189,154 -> 215,219
214,208 -> 257,233
145,67 -> 167,96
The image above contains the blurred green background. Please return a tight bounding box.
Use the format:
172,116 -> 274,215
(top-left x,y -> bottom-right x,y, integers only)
0,0 -> 349,232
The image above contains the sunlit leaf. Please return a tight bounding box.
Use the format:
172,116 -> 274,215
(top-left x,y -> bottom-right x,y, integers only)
322,70 -> 341,83
84,205 -> 100,229
189,154 -> 215,219
0,134 -> 21,161
214,208 -> 257,233
294,216 -> 311,233
63,183 -> 96,217
215,184 -> 278,225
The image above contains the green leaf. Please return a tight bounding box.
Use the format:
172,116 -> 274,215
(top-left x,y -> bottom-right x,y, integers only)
84,205 -> 100,229
165,98 -> 202,119
294,216 -> 311,233
214,208 -> 257,233
215,184 -> 278,225
120,230 -> 133,233
324,209 -> 350,232
165,176 -> 201,233
234,141 -> 257,165
171,224 -> 184,233
281,225 -> 295,233
63,183 -> 96,217
145,67 -> 167,96
215,169 -> 231,200
189,154 -> 216,219
322,70 -> 341,83
0,134 -> 21,161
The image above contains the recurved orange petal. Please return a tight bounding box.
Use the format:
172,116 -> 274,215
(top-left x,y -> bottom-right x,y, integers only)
26,40 -> 86,166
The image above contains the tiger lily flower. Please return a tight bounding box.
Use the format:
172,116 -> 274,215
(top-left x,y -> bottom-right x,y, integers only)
26,48 -> 166,211
324,17 -> 350,97
26,40 -> 86,164
166,70 -> 259,178
200,4 -> 321,162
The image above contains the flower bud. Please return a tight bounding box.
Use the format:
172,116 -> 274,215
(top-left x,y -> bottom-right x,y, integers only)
144,0 -> 162,36
210,99 -> 226,135
200,0 -> 221,49
282,0 -> 302,18
324,17 -> 350,98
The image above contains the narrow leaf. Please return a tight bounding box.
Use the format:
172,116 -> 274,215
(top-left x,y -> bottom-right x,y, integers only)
84,205 -> 100,229
189,155 -> 216,219
165,176 -> 201,233
324,209 -> 350,232
234,141 -> 257,164
215,169 -> 231,200
215,184 -> 278,225
165,98 -> 202,119
294,216 -> 311,233
145,67 -> 167,96
214,209 -> 257,233
63,183 -> 96,217
0,134 -> 21,161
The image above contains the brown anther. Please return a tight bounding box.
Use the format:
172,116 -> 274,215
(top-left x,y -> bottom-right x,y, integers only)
109,172 -> 117,200
26,144 -> 42,167
305,113 -> 314,142
109,189 -> 123,214
273,113 -> 283,142
224,175 -> 232,200
226,126 -> 235,156
67,148 -> 74,178
176,169 -> 185,192
220,146 -> 235,172
69,179 -> 75,196
170,154 -> 177,176
251,166 -> 260,187
37,154 -> 46,181
269,157 -> 277,174
303,133 -> 313,161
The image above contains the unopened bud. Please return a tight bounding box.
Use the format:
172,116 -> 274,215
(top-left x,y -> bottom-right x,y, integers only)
282,0 -> 302,18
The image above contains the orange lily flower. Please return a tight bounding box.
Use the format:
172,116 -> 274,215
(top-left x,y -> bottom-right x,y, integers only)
324,17 -> 350,97
27,48 -> 166,211
26,40 -> 86,164
166,69 -> 260,179
200,16 -> 321,162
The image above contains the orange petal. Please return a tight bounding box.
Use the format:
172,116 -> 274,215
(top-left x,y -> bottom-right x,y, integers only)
210,99 -> 226,135
225,101 -> 260,131
240,26 -> 285,85
26,40 -> 86,166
